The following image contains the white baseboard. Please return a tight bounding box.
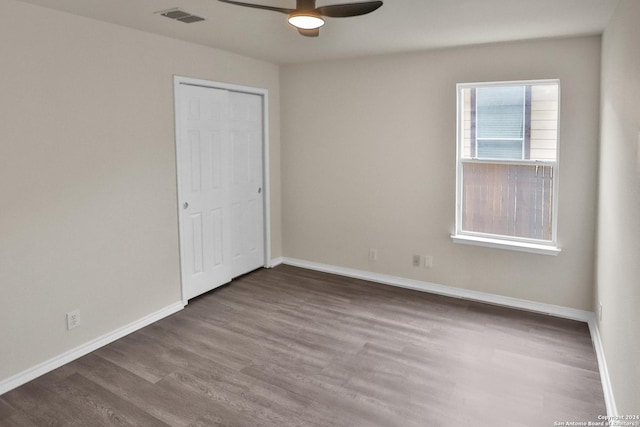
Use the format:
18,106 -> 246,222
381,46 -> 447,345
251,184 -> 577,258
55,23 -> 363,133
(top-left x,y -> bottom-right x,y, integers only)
587,316 -> 619,417
281,257 -> 618,416
268,256 -> 284,268
282,258 -> 591,321
0,301 -> 184,396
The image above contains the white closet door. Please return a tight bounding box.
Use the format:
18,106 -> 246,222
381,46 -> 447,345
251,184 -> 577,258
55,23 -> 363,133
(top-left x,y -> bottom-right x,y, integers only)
178,85 -> 232,300
176,83 -> 265,301
229,91 -> 265,278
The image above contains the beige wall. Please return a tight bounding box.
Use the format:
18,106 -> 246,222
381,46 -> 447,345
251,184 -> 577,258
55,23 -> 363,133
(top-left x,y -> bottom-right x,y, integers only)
281,36 -> 600,310
0,0 -> 281,382
597,0 -> 640,413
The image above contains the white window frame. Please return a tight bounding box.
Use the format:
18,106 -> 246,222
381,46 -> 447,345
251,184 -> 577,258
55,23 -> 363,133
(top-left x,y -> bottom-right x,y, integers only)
452,79 -> 562,256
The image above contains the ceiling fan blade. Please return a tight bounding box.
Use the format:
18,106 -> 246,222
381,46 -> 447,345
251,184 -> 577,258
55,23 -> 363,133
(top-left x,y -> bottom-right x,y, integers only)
315,1 -> 382,18
298,28 -> 319,37
218,0 -> 293,14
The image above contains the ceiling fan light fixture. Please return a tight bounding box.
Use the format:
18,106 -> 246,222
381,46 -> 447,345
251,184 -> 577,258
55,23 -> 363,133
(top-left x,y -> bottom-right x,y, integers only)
217,0 -> 384,36
288,12 -> 324,30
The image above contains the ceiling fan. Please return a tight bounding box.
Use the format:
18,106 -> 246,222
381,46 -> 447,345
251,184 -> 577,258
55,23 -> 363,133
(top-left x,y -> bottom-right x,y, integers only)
218,0 -> 383,37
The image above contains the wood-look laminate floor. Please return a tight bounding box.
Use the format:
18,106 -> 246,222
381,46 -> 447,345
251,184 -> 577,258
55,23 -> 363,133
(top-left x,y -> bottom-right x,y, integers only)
0,266 -> 606,426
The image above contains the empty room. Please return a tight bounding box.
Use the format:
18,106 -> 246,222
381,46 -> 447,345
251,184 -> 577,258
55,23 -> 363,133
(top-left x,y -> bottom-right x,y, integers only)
0,0 -> 638,425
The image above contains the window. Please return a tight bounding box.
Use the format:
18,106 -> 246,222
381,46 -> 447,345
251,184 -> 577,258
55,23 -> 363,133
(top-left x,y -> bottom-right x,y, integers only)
453,80 -> 561,255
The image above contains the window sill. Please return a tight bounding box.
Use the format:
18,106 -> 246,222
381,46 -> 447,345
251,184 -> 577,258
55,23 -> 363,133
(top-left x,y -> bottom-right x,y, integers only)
451,234 -> 561,256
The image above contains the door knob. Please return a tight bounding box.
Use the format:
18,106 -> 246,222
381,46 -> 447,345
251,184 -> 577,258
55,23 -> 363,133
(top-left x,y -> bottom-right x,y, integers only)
258,187 -> 262,194
183,202 -> 189,209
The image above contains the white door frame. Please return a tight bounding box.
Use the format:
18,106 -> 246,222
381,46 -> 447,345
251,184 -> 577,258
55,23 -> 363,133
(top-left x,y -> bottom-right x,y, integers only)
173,75 -> 271,304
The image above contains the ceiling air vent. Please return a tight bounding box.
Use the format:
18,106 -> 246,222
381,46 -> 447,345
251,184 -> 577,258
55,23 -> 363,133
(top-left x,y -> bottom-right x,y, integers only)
158,8 -> 205,23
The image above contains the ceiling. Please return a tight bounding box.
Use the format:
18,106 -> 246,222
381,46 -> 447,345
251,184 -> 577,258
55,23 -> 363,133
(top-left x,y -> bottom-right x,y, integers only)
17,0 -> 620,64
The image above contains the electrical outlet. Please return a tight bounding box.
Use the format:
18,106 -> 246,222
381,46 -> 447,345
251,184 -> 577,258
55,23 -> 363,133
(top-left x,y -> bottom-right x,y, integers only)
412,254 -> 421,267
369,248 -> 378,261
66,309 -> 80,330
599,303 -> 603,321
424,255 -> 433,268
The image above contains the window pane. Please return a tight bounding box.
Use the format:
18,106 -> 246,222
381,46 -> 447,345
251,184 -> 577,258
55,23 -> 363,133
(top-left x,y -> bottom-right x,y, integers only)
529,84 -> 559,161
477,139 -> 523,159
477,86 -> 524,139
462,88 -> 473,157
461,163 -> 554,241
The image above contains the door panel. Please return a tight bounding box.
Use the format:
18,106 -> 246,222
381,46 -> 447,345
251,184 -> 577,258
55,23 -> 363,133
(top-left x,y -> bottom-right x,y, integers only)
178,85 -> 232,300
229,91 -> 265,278
189,213 -> 204,274
211,208 -> 224,267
